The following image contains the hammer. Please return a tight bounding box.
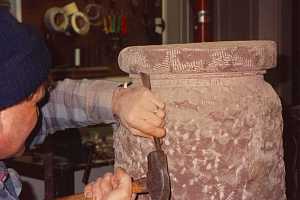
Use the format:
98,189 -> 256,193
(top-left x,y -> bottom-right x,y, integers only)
57,73 -> 171,200
56,147 -> 170,200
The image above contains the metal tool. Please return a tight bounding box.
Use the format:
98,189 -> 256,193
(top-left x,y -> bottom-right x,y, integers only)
139,72 -> 171,200
57,73 -> 171,200
57,150 -> 170,199
140,72 -> 162,151
56,149 -> 170,200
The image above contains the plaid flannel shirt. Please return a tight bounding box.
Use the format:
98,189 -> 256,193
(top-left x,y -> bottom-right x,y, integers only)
31,78 -> 120,146
1,78 -> 120,199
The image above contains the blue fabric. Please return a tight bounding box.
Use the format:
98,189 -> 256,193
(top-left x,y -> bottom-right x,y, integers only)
0,7 -> 51,199
0,162 -> 19,200
0,7 -> 51,109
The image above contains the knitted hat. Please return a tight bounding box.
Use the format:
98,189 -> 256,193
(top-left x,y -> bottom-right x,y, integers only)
0,8 -> 51,109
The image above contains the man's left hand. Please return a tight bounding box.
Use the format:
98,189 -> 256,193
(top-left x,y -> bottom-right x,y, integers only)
112,86 -> 166,138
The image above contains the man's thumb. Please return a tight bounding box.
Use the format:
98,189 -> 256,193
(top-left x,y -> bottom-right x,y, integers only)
115,167 -> 131,187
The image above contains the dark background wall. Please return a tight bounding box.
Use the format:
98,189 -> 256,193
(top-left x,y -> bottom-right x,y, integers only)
212,0 -> 293,106
22,0 -> 161,71
292,0 -> 300,104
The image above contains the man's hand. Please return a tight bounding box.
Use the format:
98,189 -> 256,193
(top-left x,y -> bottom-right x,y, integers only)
112,86 -> 166,138
84,168 -> 134,200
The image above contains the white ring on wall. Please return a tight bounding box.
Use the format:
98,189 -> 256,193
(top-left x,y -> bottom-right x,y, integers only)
70,12 -> 91,35
44,7 -> 68,32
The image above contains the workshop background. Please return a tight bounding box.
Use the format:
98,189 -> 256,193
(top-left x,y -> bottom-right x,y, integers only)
4,0 -> 300,199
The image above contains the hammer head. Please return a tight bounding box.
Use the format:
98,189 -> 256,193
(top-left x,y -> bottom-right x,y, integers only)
147,150 -> 171,200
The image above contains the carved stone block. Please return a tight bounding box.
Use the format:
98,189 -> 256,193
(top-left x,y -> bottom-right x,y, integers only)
114,41 -> 286,200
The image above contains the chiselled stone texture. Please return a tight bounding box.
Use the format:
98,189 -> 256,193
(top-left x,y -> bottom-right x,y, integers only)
118,41 -> 276,74
114,41 -> 286,200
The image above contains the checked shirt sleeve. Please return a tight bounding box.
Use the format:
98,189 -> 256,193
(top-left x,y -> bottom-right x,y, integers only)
30,78 -> 120,146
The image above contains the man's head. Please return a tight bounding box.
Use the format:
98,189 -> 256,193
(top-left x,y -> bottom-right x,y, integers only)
0,8 -> 51,159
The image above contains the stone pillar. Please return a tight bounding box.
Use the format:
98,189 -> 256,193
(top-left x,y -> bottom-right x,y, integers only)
114,41 -> 286,200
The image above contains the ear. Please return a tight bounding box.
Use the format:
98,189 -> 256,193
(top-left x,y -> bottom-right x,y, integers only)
29,85 -> 45,104
0,111 -> 3,132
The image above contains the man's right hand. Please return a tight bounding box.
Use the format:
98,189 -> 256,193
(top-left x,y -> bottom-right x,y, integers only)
84,168 -> 134,200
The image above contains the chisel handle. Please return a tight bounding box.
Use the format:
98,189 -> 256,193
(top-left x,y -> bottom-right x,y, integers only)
56,178 -> 147,200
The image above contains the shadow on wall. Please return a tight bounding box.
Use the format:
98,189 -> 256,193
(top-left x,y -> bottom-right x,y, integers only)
20,181 -> 38,200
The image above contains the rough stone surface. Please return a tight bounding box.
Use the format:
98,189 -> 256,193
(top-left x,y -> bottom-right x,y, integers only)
114,41 -> 286,200
118,41 -> 276,74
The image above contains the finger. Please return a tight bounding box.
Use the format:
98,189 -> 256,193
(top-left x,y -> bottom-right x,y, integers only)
101,174 -> 114,198
145,91 -> 165,109
129,117 -> 166,137
103,172 -> 113,179
132,109 -> 163,126
111,175 -> 120,189
139,95 -> 165,116
128,127 -> 152,138
94,178 -> 103,200
84,182 -> 94,198
151,97 -> 165,110
159,120 -> 166,128
143,112 -> 164,127
141,101 -> 158,113
114,168 -> 132,188
140,101 -> 166,118
124,108 -> 165,137
131,194 -> 137,200
154,127 -> 166,137
114,167 -> 126,176
138,111 -> 163,127
155,109 -> 166,119
107,168 -> 132,200
132,110 -> 166,135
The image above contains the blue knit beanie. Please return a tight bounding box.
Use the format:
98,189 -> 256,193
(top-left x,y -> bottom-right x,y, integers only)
0,8 -> 51,109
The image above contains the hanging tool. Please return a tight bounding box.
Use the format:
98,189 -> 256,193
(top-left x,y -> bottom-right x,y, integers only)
103,16 -> 109,34
121,15 -> 128,35
116,15 -> 122,33
193,0 -> 212,42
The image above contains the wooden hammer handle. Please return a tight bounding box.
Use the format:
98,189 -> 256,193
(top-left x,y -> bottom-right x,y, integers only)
56,180 -> 147,200
56,193 -> 86,200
